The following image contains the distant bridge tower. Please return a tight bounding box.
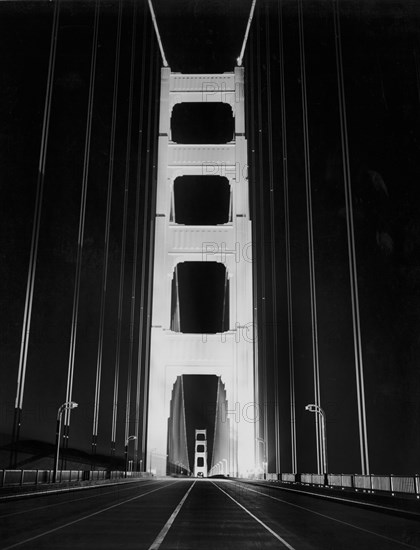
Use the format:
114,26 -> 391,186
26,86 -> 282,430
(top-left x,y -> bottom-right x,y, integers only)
147,67 -> 254,476
194,429 -> 208,477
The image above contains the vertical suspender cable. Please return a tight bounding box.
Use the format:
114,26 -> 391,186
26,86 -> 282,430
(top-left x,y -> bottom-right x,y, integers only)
265,3 -> 281,474
333,0 -> 370,474
247,22 -> 260,472
414,49 -> 420,106
142,41 -> 160,471
297,0 -> 323,474
111,4 -> 137,456
125,2 -> 140,458
63,0 -> 101,456
11,0 -> 61,468
278,0 -> 297,474
91,0 -> 123,459
256,4 -> 269,471
133,2 -> 149,470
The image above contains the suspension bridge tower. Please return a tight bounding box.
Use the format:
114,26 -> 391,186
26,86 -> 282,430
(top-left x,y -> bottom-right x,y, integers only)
146,67 -> 255,476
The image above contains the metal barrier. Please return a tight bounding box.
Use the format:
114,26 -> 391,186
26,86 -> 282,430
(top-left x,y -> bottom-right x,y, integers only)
269,473 -> 420,498
0,469 -> 149,488
391,475 -> 416,494
354,474 -> 371,490
311,474 -> 325,485
371,475 -> 391,492
281,473 -> 296,482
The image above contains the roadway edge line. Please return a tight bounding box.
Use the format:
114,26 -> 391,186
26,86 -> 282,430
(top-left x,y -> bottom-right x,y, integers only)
0,481 -> 178,550
232,481 -> 420,550
211,481 -> 297,550
0,480 -> 161,519
147,480 -> 196,550
239,480 -> 420,519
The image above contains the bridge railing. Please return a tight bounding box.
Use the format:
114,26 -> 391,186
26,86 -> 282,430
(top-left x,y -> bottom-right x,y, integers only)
0,469 -> 149,488
277,473 -> 420,497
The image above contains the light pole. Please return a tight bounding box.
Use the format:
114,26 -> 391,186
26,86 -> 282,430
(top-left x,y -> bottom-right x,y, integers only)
125,435 -> 137,478
53,401 -> 78,483
305,404 -> 328,475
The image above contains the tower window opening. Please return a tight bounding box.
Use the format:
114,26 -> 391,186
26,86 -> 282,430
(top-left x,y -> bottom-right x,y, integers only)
172,175 -> 231,225
171,102 -> 234,144
170,262 -> 229,334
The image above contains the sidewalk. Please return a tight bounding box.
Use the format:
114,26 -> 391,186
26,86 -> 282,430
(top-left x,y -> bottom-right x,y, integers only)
0,476 -> 152,501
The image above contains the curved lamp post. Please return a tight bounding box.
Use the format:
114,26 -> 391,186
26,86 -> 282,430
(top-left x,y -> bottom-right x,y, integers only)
305,404 -> 328,475
125,435 -> 137,477
53,401 -> 78,483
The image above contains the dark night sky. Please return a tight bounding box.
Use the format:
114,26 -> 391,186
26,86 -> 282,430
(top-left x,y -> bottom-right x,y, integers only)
1,0 -> 420,474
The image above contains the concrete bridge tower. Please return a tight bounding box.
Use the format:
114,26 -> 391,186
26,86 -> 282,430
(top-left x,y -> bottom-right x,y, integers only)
194,429 -> 208,478
147,67 -> 254,476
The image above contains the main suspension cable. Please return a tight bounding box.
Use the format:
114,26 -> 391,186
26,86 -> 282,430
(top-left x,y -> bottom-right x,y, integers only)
237,0 -> 257,66
147,0 -> 168,67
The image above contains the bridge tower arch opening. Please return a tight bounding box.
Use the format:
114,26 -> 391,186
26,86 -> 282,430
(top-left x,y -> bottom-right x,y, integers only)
147,68 -> 254,476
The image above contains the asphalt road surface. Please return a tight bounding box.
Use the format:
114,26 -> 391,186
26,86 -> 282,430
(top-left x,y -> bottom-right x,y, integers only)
1,479 -> 419,549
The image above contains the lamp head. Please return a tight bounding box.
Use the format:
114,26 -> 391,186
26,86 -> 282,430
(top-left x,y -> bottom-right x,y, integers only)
69,401 -> 78,409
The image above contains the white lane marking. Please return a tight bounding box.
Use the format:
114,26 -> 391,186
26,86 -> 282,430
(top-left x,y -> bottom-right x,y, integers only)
212,482 -> 296,550
232,481 -> 420,550
1,481 -> 177,550
249,481 -> 420,518
147,481 -> 196,550
0,480 -> 160,519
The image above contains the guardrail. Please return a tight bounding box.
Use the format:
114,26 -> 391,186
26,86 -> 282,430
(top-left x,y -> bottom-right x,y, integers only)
272,473 -> 420,498
0,470 -> 149,488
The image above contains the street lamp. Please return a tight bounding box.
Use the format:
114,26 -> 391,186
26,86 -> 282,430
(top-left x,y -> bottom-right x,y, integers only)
125,435 -> 137,478
305,404 -> 328,475
53,401 -> 78,483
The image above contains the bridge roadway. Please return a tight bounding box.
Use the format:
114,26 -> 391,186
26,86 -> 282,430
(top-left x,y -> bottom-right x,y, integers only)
1,478 -> 419,549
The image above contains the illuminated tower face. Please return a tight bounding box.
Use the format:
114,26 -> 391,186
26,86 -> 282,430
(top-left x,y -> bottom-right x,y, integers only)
147,67 -> 254,476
